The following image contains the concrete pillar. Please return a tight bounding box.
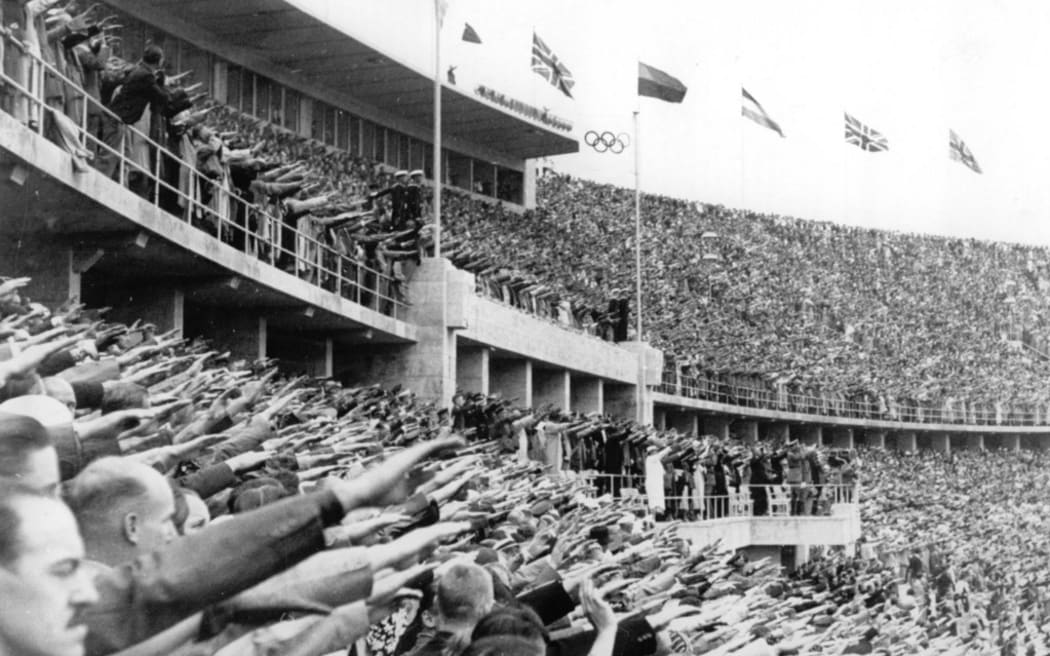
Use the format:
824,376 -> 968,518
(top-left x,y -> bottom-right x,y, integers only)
930,433 -> 950,455
533,369 -> 570,412
895,431 -> 917,452
763,422 -> 790,443
701,415 -> 731,440
964,434 -> 985,451
455,346 -> 490,395
323,338 -> 333,379
735,420 -> 759,444
571,376 -> 603,414
653,408 -> 668,430
604,383 -> 638,422
830,428 -> 854,449
491,359 -> 532,407
793,425 -> 822,447
863,430 -> 887,449
669,412 -> 699,437
400,258 -> 457,405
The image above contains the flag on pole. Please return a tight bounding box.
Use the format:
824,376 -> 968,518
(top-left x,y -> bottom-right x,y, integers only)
949,129 -> 982,173
741,87 -> 784,137
637,62 -> 687,103
462,22 -> 481,43
531,32 -> 574,98
844,112 -> 889,152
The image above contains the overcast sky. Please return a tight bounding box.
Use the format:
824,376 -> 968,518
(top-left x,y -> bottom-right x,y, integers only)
292,0 -> 1050,246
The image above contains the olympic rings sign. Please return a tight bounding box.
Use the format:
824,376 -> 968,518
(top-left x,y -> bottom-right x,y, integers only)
584,130 -> 630,154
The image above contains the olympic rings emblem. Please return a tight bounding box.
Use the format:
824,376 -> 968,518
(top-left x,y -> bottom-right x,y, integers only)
584,130 -> 630,154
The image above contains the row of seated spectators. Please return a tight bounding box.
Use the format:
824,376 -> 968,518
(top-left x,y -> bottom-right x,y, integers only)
0,273 -> 1046,654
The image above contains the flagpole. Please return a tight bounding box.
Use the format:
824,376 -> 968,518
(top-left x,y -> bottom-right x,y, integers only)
633,109 -> 642,343
432,0 -> 443,259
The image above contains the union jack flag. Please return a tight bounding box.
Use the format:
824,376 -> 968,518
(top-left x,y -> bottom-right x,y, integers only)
844,112 -> 889,152
949,129 -> 982,174
531,32 -> 574,98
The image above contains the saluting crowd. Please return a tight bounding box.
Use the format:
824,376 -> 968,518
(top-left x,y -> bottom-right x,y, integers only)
1,272 -> 1049,656
2,3 -> 1050,655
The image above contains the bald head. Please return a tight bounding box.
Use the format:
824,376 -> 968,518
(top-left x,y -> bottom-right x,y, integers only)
64,457 -> 176,566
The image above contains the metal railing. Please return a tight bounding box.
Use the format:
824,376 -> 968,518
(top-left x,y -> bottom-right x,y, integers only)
583,473 -> 859,521
658,373 -> 1050,427
0,33 -> 407,319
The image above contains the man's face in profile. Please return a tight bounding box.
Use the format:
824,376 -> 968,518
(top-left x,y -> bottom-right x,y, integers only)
0,497 -> 99,656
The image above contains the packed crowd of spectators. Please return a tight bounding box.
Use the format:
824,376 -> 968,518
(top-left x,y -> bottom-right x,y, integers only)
3,272 -> 1048,654
439,170 -> 1050,424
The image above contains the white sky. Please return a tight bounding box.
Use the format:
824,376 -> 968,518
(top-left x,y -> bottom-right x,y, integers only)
293,0 -> 1050,246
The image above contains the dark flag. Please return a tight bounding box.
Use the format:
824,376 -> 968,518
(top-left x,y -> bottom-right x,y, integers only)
462,23 -> 481,44
637,62 -> 687,103
949,129 -> 982,174
531,32 -> 574,98
844,112 -> 889,152
741,87 -> 784,137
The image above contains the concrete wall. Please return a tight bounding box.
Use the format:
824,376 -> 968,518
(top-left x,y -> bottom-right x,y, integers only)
674,505 -> 861,552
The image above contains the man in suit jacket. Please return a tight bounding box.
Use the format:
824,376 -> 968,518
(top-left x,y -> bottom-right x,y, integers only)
370,170 -> 409,229
64,437 -> 462,656
97,45 -> 173,185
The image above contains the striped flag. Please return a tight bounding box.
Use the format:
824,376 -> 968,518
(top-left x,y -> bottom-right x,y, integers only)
949,129 -> 982,174
638,62 -> 687,103
741,87 -> 784,137
531,32 -> 574,98
844,112 -> 889,152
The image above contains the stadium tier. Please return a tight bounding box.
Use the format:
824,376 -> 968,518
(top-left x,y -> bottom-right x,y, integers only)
0,2 -> 1049,654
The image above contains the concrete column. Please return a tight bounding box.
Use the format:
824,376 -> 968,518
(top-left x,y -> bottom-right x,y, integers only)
455,346 -> 490,395
793,425 -> 822,447
735,420 -> 759,444
701,415 -> 731,440
964,434 -> 985,451
763,422 -> 790,443
604,383 -> 638,422
653,408 -> 668,430
669,412 -> 699,437
895,431 -> 917,452
491,359 -> 532,407
863,430 -> 887,449
571,376 -> 603,414
829,428 -> 854,449
533,369 -> 570,412
930,433 -> 950,455
399,258 -> 457,405
323,338 -> 333,379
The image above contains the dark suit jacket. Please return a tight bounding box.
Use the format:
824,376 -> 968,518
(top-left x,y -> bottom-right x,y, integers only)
372,183 -> 408,221
83,489 -> 343,656
107,62 -> 173,125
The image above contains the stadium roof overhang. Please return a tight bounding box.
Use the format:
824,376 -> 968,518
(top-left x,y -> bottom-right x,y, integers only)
131,0 -> 578,160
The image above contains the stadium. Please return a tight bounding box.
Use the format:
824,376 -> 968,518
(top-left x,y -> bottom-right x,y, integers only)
0,1 -> 1046,654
